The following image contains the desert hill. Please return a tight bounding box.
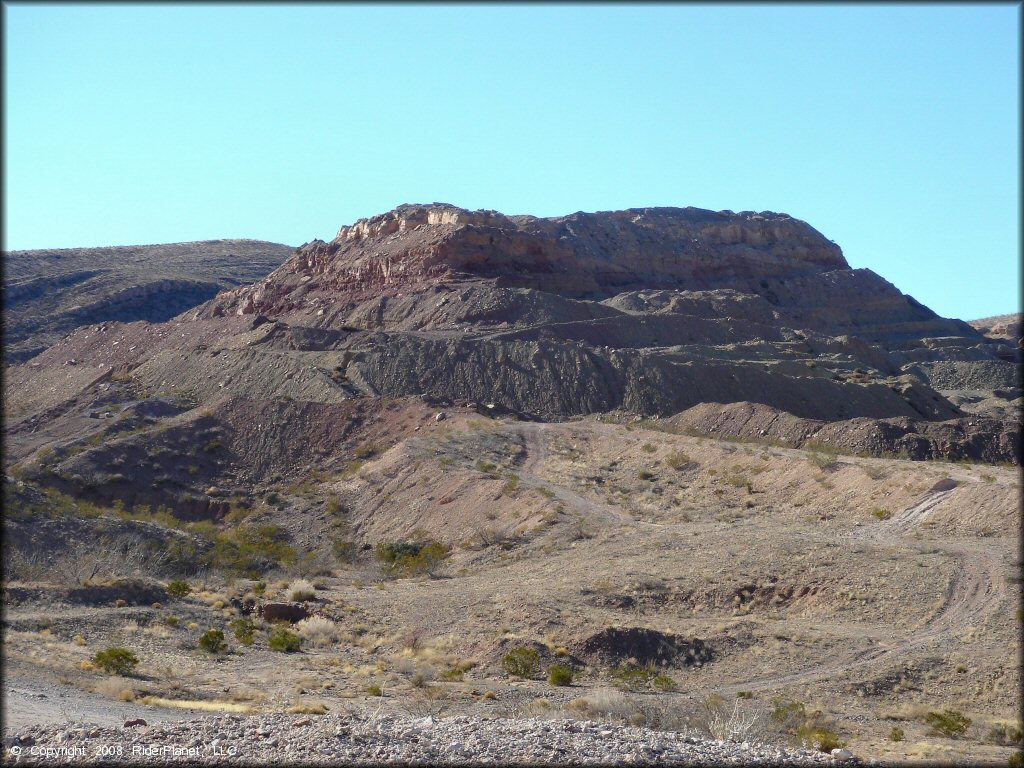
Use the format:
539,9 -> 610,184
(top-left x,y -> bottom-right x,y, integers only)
2,204 -> 1020,764
5,203 -> 1019,464
2,239 -> 292,363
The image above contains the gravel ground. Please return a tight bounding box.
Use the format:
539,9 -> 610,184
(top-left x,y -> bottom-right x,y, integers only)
3,712 -> 854,765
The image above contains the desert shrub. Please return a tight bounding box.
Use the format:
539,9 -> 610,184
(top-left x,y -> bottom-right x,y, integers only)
925,709 -> 971,738
797,724 -> 844,752
202,523 -> 296,578
889,726 -> 905,742
770,697 -> 844,752
231,618 -> 255,645
501,473 -> 520,496
353,442 -> 380,459
268,627 -> 301,653
652,673 -> 677,692
610,663 -> 656,691
331,537 -> 359,564
665,451 -> 691,470
1009,751 -> 1024,768
198,629 -> 227,654
294,616 -> 340,647
547,664 -> 573,686
807,445 -> 840,470
287,579 -> 316,602
736,691 -> 753,699
638,470 -> 655,481
375,538 -> 448,577
987,724 -> 1023,745
870,507 -> 892,520
92,648 -> 139,675
702,694 -> 767,743
641,443 -> 656,453
264,491 -> 280,505
502,647 -> 540,679
166,579 -> 191,598
366,684 -> 383,697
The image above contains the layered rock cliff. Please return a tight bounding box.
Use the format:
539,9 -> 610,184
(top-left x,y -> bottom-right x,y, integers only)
6,204 -> 1019,463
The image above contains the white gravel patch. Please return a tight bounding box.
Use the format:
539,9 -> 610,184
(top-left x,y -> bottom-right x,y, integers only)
3,711 -> 852,764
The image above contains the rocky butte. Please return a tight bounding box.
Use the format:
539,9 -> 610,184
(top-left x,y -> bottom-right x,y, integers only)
6,203 -> 1020,475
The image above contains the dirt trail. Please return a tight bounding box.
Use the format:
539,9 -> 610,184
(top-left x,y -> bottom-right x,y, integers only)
516,422 -> 1009,696
2,668 -> 196,732
722,482 -> 1006,694
516,422 -> 640,529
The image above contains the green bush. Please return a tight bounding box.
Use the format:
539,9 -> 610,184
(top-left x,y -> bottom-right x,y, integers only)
268,627 -> 301,653
797,725 -> 845,752
925,709 -> 972,739
166,579 -> 191,598
547,664 -> 573,686
610,663 -> 660,691
92,647 -> 139,675
1009,751 -> 1024,768
502,647 -> 540,679
231,618 -> 255,645
772,697 -> 845,753
366,684 -> 383,697
889,726 -> 905,742
202,523 -> 297,578
652,673 -> 677,692
198,629 -> 227,654
375,538 -> 448,577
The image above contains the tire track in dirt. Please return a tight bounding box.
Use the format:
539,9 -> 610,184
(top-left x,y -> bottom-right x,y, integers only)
516,423 -> 640,529
515,422 -> 1008,695
716,483 -> 1007,694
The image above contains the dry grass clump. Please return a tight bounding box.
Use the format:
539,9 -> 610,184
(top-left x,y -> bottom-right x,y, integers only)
93,676 -> 135,700
138,696 -> 256,713
286,701 -> 329,715
287,579 -> 317,602
294,616 -> 341,647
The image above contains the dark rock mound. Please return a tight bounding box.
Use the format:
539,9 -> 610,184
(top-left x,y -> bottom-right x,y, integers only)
578,627 -> 712,668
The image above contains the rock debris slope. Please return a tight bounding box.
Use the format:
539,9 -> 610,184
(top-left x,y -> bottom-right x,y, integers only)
2,240 -> 292,364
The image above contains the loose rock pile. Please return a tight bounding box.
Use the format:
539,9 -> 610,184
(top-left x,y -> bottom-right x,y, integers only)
4,712 -> 852,764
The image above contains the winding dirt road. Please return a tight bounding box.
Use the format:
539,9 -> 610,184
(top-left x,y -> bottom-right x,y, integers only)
515,422 -> 1010,695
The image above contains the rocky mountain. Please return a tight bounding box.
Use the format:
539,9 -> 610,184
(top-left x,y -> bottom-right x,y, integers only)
4,205 -> 1020,764
2,239 -> 293,363
3,203 -> 1020,497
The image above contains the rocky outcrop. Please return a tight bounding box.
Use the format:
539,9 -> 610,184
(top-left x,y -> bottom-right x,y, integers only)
202,203 -> 847,315
669,401 -> 1021,464
969,313 -> 1022,344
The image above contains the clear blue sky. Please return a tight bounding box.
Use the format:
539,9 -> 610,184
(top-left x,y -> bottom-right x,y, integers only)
3,3 -> 1019,321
